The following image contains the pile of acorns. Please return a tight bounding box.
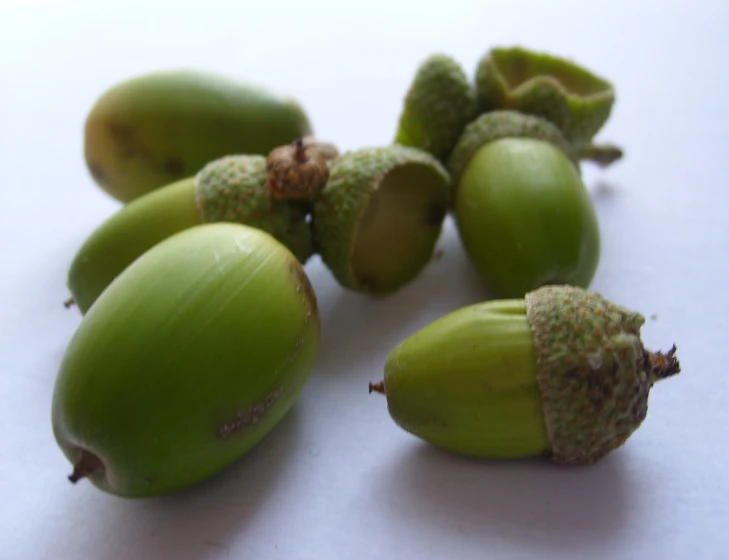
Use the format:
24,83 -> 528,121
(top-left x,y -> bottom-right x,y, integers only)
53,46 -> 680,499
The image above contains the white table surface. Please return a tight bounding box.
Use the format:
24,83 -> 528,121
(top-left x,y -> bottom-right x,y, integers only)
2,1 -> 728,558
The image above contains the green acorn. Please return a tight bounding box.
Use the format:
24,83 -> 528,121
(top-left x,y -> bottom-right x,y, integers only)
448,110 -> 601,299
394,53 -> 478,164
53,223 -> 320,498
84,69 -> 313,202
67,154 -> 315,314
475,46 -> 617,148
370,285 -> 681,465
313,145 -> 450,295
448,109 -> 576,187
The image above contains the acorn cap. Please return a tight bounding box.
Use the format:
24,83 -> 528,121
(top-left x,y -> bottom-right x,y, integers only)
525,285 -> 681,465
195,155 -> 314,263
394,53 -> 478,164
313,145 -> 449,294
447,110 -> 574,188
475,46 -> 615,145
265,138 -> 332,201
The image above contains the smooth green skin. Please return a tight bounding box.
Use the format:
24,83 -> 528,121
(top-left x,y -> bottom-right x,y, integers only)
68,177 -> 201,314
455,137 -> 601,299
53,223 -> 320,498
383,299 -> 550,458
85,69 -> 312,202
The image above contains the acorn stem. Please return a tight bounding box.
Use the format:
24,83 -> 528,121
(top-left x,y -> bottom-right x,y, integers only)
369,381 -> 386,395
575,143 -> 624,167
265,139 -> 330,200
67,449 -> 103,483
292,138 -> 307,163
63,296 -> 76,309
645,344 -> 681,385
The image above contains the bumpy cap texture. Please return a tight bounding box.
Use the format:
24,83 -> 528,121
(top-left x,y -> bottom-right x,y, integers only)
525,285 -> 653,465
195,155 -> 314,262
395,53 -> 477,164
313,145 -> 449,292
447,110 -> 574,188
265,140 -> 330,200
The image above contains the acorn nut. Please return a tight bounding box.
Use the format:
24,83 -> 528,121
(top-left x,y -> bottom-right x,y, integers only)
84,69 -> 313,202
313,145 -> 450,295
448,110 -> 601,298
53,223 -> 320,498
67,154 -> 314,313
370,285 -> 681,465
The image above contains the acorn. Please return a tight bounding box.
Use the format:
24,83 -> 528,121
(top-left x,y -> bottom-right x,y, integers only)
474,46 -> 616,148
53,223 -> 320,498
393,53 -> 477,164
369,285 -> 681,465
84,69 -> 313,202
448,110 -> 601,298
312,145 -> 450,295
67,153 -> 314,313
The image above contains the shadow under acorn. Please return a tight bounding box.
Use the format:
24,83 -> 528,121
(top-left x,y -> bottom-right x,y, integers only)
589,180 -> 622,203
373,441 -> 638,555
42,405 -> 304,560
307,217 -> 493,379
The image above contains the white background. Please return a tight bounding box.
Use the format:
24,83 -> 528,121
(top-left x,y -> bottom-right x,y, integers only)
1,0 -> 728,558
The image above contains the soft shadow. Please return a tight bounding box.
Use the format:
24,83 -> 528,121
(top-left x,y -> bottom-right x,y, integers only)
374,442 -> 638,555
590,180 -> 622,202
310,219 -> 492,377
48,405 -> 303,560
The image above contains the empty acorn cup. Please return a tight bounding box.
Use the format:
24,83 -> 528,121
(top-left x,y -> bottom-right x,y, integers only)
313,145 -> 450,295
475,45 -> 622,164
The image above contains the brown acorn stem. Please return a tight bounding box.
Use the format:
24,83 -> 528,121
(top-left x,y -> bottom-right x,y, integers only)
63,296 -> 76,309
369,381 -> 386,395
67,449 -> 103,483
575,143 -> 624,167
292,138 -> 307,163
265,138 -> 331,200
645,344 -> 681,385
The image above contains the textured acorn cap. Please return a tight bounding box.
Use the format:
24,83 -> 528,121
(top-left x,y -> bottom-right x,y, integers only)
525,285 -> 680,465
313,145 -> 450,294
394,53 -> 478,164
265,138 -> 332,201
195,155 -> 314,262
475,46 -> 615,145
447,110 -> 575,189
